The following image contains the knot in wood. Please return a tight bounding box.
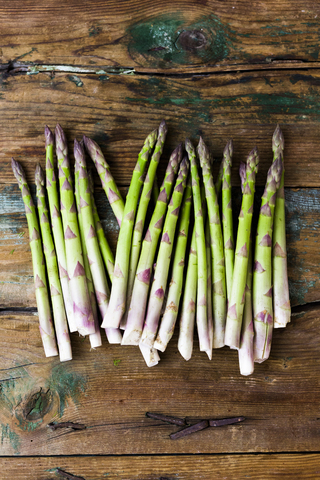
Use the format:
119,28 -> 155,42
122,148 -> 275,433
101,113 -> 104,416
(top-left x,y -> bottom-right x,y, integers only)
177,30 -> 207,52
23,388 -> 53,421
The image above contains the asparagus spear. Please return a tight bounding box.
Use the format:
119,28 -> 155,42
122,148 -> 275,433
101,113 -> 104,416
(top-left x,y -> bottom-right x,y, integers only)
152,174 -> 160,204
154,177 -> 192,352
197,137 -> 227,349
140,157 -> 189,348
75,140 -> 122,343
74,152 -> 102,349
205,221 -> 214,360
215,159 -> 224,196
11,159 -> 58,357
139,343 -> 160,368
83,136 -> 125,227
55,124 -> 95,336
123,123 -> 167,329
224,148 -> 259,349
45,126 -> 76,332
238,235 -> 254,376
87,169 -> 115,282
102,129 -> 157,329
178,225 -> 197,361
272,125 -> 291,328
122,144 -> 183,345
221,139 -> 234,304
185,138 -> 209,352
35,164 -> 72,361
253,156 -> 283,362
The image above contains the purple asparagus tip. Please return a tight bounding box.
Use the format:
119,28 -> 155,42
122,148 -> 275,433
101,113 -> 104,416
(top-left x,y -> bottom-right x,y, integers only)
35,163 -> 45,187
74,138 -> 86,168
223,138 -> 233,163
45,125 -> 54,148
239,162 -> 246,191
158,119 -> 168,136
11,157 -> 26,184
272,124 -> 284,155
55,123 -> 67,147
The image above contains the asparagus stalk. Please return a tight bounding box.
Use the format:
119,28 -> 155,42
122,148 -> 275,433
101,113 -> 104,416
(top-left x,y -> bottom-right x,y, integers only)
83,136 -> 125,227
238,235 -> 254,376
87,169 -> 115,282
11,159 -> 58,357
45,126 -> 76,332
154,177 -> 193,352
178,225 -> 197,361
139,343 -> 160,367
215,159 -> 224,196
221,139 -> 234,304
35,164 -> 72,361
253,156 -> 283,362
122,144 -> 183,345
205,221 -> 214,360
272,125 -> 291,328
123,122 -> 167,329
102,129 -> 158,329
197,137 -> 227,348
200,185 -> 212,360
55,124 -> 95,336
75,140 -> 122,344
185,138 -> 209,352
224,148 -> 259,349
140,157 -> 189,348
152,174 -> 160,204
74,153 -> 102,349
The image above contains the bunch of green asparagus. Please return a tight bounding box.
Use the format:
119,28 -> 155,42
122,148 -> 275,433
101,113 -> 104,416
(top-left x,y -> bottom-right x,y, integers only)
12,122 -> 290,374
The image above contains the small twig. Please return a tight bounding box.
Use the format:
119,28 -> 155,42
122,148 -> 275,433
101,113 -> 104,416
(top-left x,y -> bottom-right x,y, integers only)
56,468 -> 85,480
170,420 -> 209,440
48,422 -> 86,431
146,412 -> 186,426
209,416 -> 246,427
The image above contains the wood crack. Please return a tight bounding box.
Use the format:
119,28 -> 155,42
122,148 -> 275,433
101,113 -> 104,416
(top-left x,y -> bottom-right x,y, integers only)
2,59 -> 320,79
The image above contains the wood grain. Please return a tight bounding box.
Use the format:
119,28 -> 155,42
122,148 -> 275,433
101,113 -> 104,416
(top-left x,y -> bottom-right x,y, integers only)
1,454 -> 320,479
1,70 -> 320,187
1,183 -> 319,309
1,1 -> 320,71
0,306 -> 319,455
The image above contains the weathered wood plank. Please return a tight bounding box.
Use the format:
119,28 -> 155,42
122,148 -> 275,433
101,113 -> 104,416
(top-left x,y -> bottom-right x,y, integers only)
1,184 -> 319,309
0,454 -> 320,479
1,70 -> 320,187
0,306 -> 319,455
1,1 -> 320,70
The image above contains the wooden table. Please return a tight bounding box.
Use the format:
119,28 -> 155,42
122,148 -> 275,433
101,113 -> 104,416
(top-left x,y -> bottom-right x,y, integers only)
1,1 -> 320,478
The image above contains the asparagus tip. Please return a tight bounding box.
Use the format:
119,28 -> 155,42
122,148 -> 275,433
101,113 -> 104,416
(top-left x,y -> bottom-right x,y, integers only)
35,163 -> 45,187
223,138 -> 233,160
11,157 -> 24,183
159,119 -> 168,134
272,124 -> 284,153
45,125 -> 54,148
74,138 -> 86,167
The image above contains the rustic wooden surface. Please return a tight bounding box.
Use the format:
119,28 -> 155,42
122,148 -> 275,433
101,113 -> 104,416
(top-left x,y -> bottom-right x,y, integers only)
1,1 -> 320,478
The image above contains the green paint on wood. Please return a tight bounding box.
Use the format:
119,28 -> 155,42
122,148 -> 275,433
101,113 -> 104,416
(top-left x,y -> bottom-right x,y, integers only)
0,424 -> 20,453
15,47 -> 38,61
127,13 -> 232,67
46,364 -> 87,416
126,77 -> 320,123
89,25 -> 102,37
68,75 -> 84,87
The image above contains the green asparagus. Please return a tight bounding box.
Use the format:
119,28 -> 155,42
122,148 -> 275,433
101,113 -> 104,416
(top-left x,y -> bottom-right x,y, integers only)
12,158 -> 58,357
35,164 -> 72,361
272,125 -> 291,328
